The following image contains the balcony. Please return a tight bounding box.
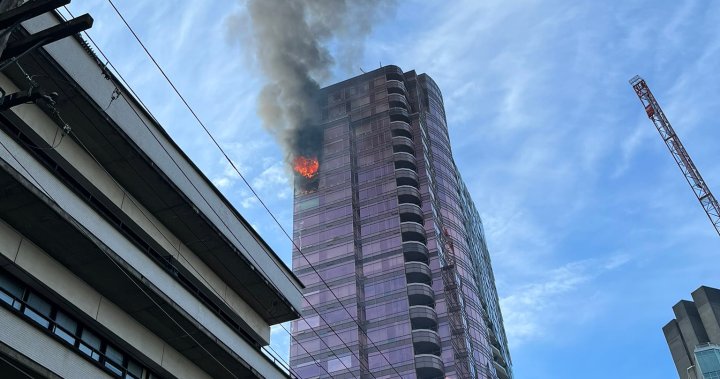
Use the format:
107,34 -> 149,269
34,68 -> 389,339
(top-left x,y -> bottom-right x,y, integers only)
389,108 -> 411,124
392,136 -> 415,155
412,329 -> 441,355
407,284 -> 435,307
395,168 -> 419,188
415,354 -> 444,379
494,361 -> 510,379
393,152 -> 417,171
388,93 -> 409,111
409,305 -> 438,330
488,327 -> 499,345
402,241 -> 429,263
386,70 -> 404,82
399,203 -> 424,224
400,222 -> 426,244
387,79 -> 407,96
405,261 -> 432,285
492,345 -> 506,366
390,120 -> 413,139
397,185 -> 422,206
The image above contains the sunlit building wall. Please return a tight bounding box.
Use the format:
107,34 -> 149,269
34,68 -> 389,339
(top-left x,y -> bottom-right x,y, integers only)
290,66 -> 512,379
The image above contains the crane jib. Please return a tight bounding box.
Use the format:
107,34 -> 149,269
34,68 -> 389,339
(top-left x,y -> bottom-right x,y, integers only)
629,75 -> 720,238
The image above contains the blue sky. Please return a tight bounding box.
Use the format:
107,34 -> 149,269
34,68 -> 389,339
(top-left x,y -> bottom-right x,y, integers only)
62,1 -> 720,378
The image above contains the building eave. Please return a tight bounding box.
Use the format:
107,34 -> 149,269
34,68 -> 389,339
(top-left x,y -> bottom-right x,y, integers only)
10,11 -> 303,324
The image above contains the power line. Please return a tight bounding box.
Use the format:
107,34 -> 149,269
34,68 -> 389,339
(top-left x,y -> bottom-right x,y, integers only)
4,17 -> 338,377
59,2 -> 374,376
12,51 -> 334,378
19,20 -> 355,375
100,2 -> 406,377
0,134 -> 238,378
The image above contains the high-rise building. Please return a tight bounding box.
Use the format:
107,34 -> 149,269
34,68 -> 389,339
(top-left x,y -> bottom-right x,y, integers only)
290,66 -> 512,379
0,10 -> 302,378
664,286 -> 720,379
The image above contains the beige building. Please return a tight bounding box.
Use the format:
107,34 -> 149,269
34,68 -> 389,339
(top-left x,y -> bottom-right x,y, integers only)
0,9 -> 302,379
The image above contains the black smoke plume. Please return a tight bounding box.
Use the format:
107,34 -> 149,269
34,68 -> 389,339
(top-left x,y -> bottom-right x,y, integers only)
229,0 -> 395,162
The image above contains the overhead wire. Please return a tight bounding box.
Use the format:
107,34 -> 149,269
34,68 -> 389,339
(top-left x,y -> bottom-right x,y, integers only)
0,127 -> 238,378
100,1 -> 407,377
11,20 -> 307,378
1,62 -> 239,379
56,5 -> 377,378
24,11 -> 354,376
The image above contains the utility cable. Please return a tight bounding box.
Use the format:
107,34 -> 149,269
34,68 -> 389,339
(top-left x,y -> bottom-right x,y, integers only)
16,46 -> 348,377
100,2 -> 405,376
43,11 -> 341,378
2,14 -> 317,379
0,135 -> 239,378
11,54 -> 309,378
54,7 -> 370,377
60,3 -> 401,377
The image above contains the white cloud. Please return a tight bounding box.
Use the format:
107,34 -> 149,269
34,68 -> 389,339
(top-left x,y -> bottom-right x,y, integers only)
500,255 -> 630,347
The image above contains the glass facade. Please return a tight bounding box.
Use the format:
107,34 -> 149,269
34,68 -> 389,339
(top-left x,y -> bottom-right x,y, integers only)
696,344 -> 720,379
290,66 -> 512,379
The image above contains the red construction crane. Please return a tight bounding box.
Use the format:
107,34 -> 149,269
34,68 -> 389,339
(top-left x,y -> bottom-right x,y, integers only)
630,75 -> 720,237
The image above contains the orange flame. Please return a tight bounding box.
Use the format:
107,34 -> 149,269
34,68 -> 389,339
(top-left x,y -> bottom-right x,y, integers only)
293,156 -> 319,179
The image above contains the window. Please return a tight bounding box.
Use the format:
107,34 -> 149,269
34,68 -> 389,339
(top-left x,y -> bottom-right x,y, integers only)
328,354 -> 352,372
0,269 -> 161,378
103,344 -> 124,376
24,293 -> 52,328
53,310 -> 78,344
79,329 -> 102,361
126,359 -> 144,379
296,197 -> 319,212
0,271 -> 23,309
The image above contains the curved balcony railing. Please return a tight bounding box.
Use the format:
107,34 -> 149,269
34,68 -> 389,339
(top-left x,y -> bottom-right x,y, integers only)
390,120 -> 413,139
402,241 -> 429,263
398,203 -> 424,224
401,222 -> 426,244
407,285 -> 435,307
489,327 -> 499,345
394,152 -> 417,171
389,108 -> 411,124
388,93 -> 409,111
409,305 -> 438,329
386,69 -> 404,82
387,79 -> 407,96
405,261 -> 432,285
397,185 -> 422,206
415,354 -> 444,379
395,168 -> 419,188
388,93 -> 409,106
392,136 -> 415,155
412,329 -> 442,356
494,361 -> 510,379
492,345 -> 506,366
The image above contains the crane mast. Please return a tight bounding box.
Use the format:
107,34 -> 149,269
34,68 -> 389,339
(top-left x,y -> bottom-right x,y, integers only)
630,75 -> 720,237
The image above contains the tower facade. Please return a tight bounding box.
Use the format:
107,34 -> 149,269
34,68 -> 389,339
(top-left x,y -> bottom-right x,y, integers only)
665,286 -> 720,379
290,66 -> 512,379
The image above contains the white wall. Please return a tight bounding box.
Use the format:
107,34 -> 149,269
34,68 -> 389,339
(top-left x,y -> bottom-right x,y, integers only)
0,131 -> 283,378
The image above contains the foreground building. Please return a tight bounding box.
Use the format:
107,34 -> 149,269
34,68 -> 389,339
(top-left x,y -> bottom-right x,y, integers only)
290,66 -> 512,378
664,286 -> 720,379
0,10 -> 302,378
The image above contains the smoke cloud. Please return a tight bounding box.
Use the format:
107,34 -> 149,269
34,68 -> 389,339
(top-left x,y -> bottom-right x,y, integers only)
229,0 -> 395,161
